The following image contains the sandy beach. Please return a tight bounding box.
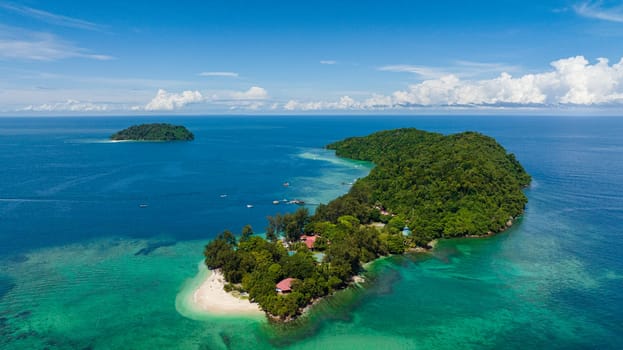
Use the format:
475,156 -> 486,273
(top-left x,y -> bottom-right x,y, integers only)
189,268 -> 262,316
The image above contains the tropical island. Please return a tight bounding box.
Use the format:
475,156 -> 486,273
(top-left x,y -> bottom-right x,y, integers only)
110,123 -> 194,141
199,128 -> 531,321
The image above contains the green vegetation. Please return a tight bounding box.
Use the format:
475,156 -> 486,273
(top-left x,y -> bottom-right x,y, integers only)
204,209 -> 387,320
110,123 -> 194,141
319,128 -> 531,245
203,128 -> 530,320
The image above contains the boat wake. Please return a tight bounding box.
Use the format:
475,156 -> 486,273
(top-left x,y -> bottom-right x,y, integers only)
65,139 -> 133,144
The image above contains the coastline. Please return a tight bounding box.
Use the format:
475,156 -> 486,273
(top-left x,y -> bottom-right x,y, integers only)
183,215 -> 522,323
176,261 -> 263,319
177,219 -> 521,322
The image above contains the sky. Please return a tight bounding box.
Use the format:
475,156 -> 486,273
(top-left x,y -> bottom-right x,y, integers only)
1,0 -> 623,115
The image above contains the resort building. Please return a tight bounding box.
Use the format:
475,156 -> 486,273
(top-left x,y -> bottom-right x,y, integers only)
300,234 -> 317,250
275,277 -> 295,293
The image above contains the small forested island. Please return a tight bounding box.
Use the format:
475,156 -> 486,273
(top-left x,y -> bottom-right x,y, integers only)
203,128 -> 531,321
110,123 -> 194,141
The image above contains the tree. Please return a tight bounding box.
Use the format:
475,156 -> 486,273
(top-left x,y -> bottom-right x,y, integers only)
265,226 -> 277,242
282,251 -> 316,280
381,233 -> 405,254
293,207 -> 310,231
388,216 -> 406,233
222,229 -> 237,246
204,233 -> 235,269
282,207 -> 309,242
241,224 -> 254,242
266,213 -> 285,239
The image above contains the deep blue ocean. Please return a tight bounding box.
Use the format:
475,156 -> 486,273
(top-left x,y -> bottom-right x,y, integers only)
1,116 -> 622,349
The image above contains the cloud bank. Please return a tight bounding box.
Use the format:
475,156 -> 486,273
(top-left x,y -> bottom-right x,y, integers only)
285,56 -> 623,110
11,55 -> 623,114
143,86 -> 269,111
21,99 -> 111,112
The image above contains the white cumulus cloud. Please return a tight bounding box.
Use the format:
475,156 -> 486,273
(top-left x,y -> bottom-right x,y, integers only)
229,86 -> 268,100
551,56 -> 623,104
144,89 -> 203,111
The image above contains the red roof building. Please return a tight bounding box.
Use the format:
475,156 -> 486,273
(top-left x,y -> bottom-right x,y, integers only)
275,277 -> 295,293
300,234 -> 317,250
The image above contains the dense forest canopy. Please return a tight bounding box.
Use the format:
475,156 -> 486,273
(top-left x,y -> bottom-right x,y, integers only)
318,128 -> 531,244
110,123 -> 194,141
204,128 -> 530,320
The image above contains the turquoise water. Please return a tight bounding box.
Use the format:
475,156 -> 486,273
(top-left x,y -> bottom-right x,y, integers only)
1,116 -> 622,349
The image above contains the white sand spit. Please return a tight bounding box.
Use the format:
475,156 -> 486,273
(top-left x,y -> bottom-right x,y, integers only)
190,269 -> 262,315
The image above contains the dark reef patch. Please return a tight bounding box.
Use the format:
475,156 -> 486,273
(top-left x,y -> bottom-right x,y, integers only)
134,240 -> 177,256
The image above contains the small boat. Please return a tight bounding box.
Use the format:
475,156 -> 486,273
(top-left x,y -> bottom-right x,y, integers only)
288,199 -> 305,205
246,204 -> 254,208
272,200 -> 280,205
139,204 -> 149,208
219,194 -> 228,198
283,182 -> 290,187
